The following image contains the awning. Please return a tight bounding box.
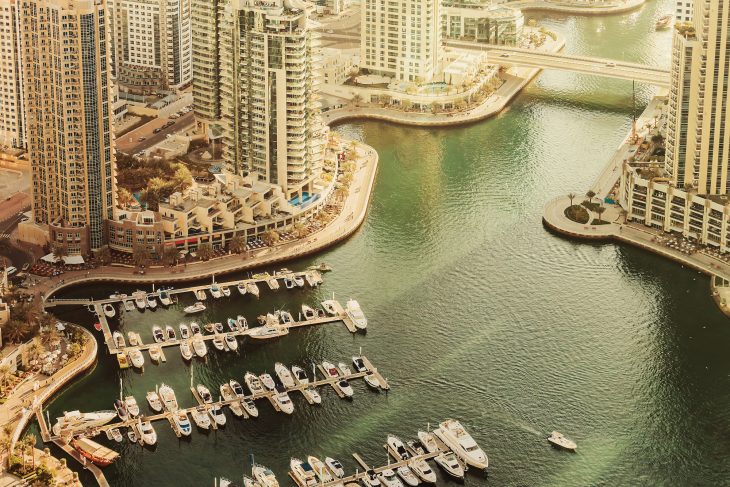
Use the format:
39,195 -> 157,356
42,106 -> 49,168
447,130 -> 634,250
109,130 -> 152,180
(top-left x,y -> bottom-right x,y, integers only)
41,253 -> 59,263
63,255 -> 85,265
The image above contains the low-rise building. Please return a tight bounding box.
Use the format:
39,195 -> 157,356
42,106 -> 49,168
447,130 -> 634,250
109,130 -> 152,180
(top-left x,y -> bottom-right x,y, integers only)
322,48 -> 358,86
442,1 -> 524,46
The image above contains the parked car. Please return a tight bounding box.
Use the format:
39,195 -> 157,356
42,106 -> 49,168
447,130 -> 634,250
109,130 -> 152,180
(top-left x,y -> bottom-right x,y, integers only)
153,127 -> 162,133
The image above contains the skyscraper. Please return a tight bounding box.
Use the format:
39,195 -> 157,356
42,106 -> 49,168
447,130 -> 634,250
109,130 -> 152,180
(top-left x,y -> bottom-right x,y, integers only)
0,0 -> 24,149
19,0 -> 116,254
191,0 -> 223,131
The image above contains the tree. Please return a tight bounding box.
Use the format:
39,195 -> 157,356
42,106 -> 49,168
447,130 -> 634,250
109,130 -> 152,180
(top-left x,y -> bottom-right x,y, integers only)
40,325 -> 60,346
51,243 -> 68,263
197,243 -> 213,261
0,365 -> 10,394
292,222 -> 307,239
117,187 -> 136,208
596,205 -> 606,223
586,190 -> 596,204
27,339 -> 43,364
161,246 -> 178,267
23,434 -> 36,469
351,94 -> 363,107
229,236 -> 246,255
261,230 -> 280,247
132,247 -> 151,268
2,320 -> 30,343
430,102 -> 440,114
568,192 -> 576,207
67,342 -> 82,358
96,247 -> 112,266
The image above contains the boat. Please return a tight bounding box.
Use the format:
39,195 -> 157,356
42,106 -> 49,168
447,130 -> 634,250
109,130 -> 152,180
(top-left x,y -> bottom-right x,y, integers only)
241,398 -> 259,417
260,373 -> 276,390
387,435 -> 410,461
352,356 -> 367,373
209,405 -> 227,426
304,273 -> 318,287
152,326 -> 165,343
116,353 -> 129,369
246,281 -> 260,298
252,465 -> 280,487
102,303 -> 116,318
245,372 -> 266,395
267,277 -> 280,290
243,476 -> 261,487
174,410 -> 192,436
308,263 -> 332,272
190,322 -> 202,334
284,277 -> 295,289
210,284 -> 223,298
212,335 -> 225,351
406,440 -> 425,456
71,437 -> 119,467
192,406 -> 211,429
408,458 -> 436,484
433,419 -> 488,469
139,421 -> 157,445
656,13 -> 672,30
51,410 -> 117,437
192,334 -> 208,357
290,458 -> 318,487
128,349 -> 144,369
417,431 -> 439,454
225,334 -> 238,351
237,315 -> 248,331
302,387 -> 321,404
197,384 -> 213,404
184,302 -> 206,314
361,470 -> 381,487
237,282 -> 248,295
214,322 -> 224,333
146,294 -> 157,309
324,457 -> 345,479
248,325 -> 289,340
293,275 -> 305,288
227,318 -> 240,332
432,453 -> 464,480
125,396 -> 140,417
114,399 -> 128,421
547,431 -> 577,452
230,380 -> 246,398
291,365 -> 309,385
195,289 -> 207,300
221,285 -> 231,297
127,429 -> 139,443
322,361 -> 339,378
337,362 -> 352,377
165,325 -> 177,341
158,383 -> 178,411
301,305 -> 316,320
134,294 -> 146,310
321,300 -> 337,316
274,392 -> 294,414
149,346 -> 162,362
275,363 -> 296,388
159,290 -> 173,306
146,391 -> 163,412
128,332 -> 139,347
396,466 -> 419,487
124,300 -> 135,312
112,331 -> 126,349
107,428 -> 123,442
179,323 -> 191,339
307,456 -> 333,484
345,299 -> 367,330
364,372 -> 381,390
379,469 -> 403,487
280,311 -> 294,324
337,379 -> 354,398
180,340 -> 194,360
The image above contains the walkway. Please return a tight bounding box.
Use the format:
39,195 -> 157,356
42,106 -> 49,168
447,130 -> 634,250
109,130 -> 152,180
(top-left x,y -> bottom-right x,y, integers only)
508,0 -> 646,15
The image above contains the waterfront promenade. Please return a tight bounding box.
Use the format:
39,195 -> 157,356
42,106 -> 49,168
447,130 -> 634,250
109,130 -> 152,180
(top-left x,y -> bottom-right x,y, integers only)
508,0 -> 646,15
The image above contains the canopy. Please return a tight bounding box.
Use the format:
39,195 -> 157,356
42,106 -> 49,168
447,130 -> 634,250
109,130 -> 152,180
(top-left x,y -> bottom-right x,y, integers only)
41,253 -> 59,263
63,255 -> 84,265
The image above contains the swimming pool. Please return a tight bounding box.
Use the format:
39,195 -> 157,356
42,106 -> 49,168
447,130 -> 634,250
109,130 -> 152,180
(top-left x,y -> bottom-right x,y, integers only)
288,191 -> 319,207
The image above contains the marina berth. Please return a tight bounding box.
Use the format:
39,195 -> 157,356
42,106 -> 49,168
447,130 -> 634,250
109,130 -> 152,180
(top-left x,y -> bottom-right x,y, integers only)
102,303 -> 116,318
112,331 -> 125,349
293,275 -> 305,288
165,325 -> 177,341
243,475 -> 260,487
338,362 -> 352,377
107,428 -> 122,443
416,432 -> 439,454
179,323 -> 191,339
302,305 -> 316,320
325,457 -> 345,479
267,276 -> 280,290
159,290 -> 173,306
228,318 -> 240,332
152,326 -> 165,343
212,335 -> 225,351
52,410 -> 117,437
302,387 -> 322,404
379,468 -> 403,487
124,300 -> 135,312
245,373 -> 266,395
192,335 -> 208,357
407,458 -> 436,484
246,281 -> 260,298
192,406 -> 211,429
116,353 -> 129,369
195,289 -> 207,300
149,345 -> 162,362
364,373 -> 381,390
128,349 -> 145,369
260,373 -> 276,391
134,293 -> 147,310
307,456 -> 333,484
387,435 -> 410,461
209,405 -> 227,426
221,285 -> 231,297
158,383 -> 179,411
124,396 -> 140,417
210,284 -> 223,299
362,470 -> 382,487
174,410 -> 192,436
345,300 -> 367,330
237,315 -> 248,330
190,322 -> 202,334
337,379 -> 354,398
291,366 -> 309,385
196,384 -> 213,404
225,334 -> 239,351
249,325 -> 289,340
242,397 -> 259,417
180,340 -> 194,360
433,419 -> 488,469
396,466 -> 420,487
274,392 -> 294,414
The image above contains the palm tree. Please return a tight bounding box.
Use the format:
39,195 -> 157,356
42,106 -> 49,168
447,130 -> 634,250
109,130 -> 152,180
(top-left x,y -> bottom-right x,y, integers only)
24,433 -> 36,469
132,247 -> 151,268
292,222 -> 307,239
27,339 -> 43,364
616,208 -> 629,223
229,236 -> 246,255
96,247 -> 112,266
2,320 -> 29,343
161,246 -> 178,267
197,243 -> 213,261
261,230 -> 280,247
41,326 -> 60,346
596,205 -> 606,223
51,243 -> 68,264
568,192 -> 576,207
586,190 -> 596,204
0,364 -> 11,394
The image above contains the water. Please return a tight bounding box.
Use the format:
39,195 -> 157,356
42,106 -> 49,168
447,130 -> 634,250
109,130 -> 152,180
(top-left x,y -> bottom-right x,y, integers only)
43,1 -> 730,485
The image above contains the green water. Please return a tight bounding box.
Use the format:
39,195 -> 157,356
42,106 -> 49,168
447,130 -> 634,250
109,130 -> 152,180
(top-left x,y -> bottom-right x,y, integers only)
43,1 -> 730,485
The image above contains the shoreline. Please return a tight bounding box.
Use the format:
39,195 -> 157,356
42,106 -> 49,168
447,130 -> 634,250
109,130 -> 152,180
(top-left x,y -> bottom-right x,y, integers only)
511,0 -> 646,15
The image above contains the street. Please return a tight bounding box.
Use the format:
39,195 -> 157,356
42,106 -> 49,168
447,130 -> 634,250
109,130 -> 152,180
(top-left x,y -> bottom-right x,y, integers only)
115,111 -> 195,154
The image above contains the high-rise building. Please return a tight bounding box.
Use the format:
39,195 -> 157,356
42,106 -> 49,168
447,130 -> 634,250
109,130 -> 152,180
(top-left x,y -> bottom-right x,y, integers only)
361,0 -> 441,82
0,0 -> 24,149
191,0 -> 223,131
19,0 -> 116,254
210,0 -> 325,198
676,0 -> 693,22
665,0 -> 730,196
109,0 -> 192,95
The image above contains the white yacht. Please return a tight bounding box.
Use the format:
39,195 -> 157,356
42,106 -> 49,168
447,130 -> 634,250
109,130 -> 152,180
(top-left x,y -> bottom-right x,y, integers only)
433,419 -> 488,469
237,315 -> 248,331
152,326 -> 165,343
124,300 -> 135,312
149,345 -> 162,362
321,361 -> 340,378
221,285 -> 231,297
307,456 -> 332,484
275,363 -> 295,388
220,384 -> 245,417
432,453 -> 464,480
248,325 -> 289,340
321,300 -> 337,316
210,284 -> 223,299
180,340 -> 194,361
408,459 -> 436,484
112,331 -> 126,349
127,332 -> 139,347
337,362 -> 352,377
284,277 -> 295,289
547,431 -> 577,452
224,334 -> 238,351
396,466 -> 419,487
229,380 -> 246,398
128,349 -> 144,369
364,373 -> 381,390
302,388 -> 321,405
361,470 -> 381,487
124,396 -> 140,417
293,275 -> 305,288
184,302 -> 206,314
192,406 -> 211,429
146,391 -> 163,412
158,383 -> 179,411
102,304 -> 116,318
290,458 -> 318,487
337,379 -> 354,398
192,334 -> 207,357
324,457 -> 345,479
304,273 -> 317,287
274,392 -> 294,414
197,384 -> 213,404
267,277 -> 280,290
352,356 -> 367,373
280,311 -> 294,324
139,421 -> 157,445
244,372 -> 266,395
212,335 -> 225,351
227,318 -> 240,332
387,435 -> 410,461
179,323 -> 191,339
209,405 -> 227,426
174,410 -> 192,436
165,325 -> 177,341
345,299 -> 367,330
243,476 -> 260,487
241,398 -> 259,418
260,373 -> 276,391
291,365 -> 309,385
246,281 -> 260,298
252,465 -> 280,487
146,294 -> 157,309
108,428 -> 123,443
378,469 -> 402,487
301,305 -> 316,320
190,322 -> 202,335
51,410 -> 116,436
237,282 -> 248,295
134,294 -> 147,310
195,289 -> 207,300
159,290 -> 173,306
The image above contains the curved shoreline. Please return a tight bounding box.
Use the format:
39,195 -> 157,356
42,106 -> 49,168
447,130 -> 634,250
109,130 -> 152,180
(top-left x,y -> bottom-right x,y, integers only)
512,0 -> 646,15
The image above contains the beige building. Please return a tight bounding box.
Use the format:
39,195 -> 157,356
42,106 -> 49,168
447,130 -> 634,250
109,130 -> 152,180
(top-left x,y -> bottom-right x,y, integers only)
191,0 -> 223,131
18,0 -> 116,255
0,0 -> 24,149
442,1 -> 523,46
361,0 -> 442,82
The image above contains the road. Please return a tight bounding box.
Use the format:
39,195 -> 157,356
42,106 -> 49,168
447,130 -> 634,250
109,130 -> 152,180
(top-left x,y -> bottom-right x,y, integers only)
115,111 -> 195,154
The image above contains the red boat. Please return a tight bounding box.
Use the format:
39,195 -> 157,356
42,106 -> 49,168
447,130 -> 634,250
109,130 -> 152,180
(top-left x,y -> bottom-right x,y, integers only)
94,323 -> 102,331
71,437 -> 119,467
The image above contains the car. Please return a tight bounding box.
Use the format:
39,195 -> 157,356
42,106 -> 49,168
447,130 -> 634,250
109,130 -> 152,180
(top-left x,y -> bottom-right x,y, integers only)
5,267 -> 17,276
138,136 -> 146,142
153,127 -> 162,133
499,53 -> 510,58
605,62 -> 616,67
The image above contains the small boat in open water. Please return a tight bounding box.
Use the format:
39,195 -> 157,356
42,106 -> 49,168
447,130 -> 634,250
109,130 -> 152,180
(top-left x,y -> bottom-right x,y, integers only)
184,302 -> 206,314
547,431 -> 577,452
656,13 -> 672,30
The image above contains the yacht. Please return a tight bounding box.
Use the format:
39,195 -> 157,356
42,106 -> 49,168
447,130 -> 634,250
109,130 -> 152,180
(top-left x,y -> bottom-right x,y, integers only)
244,372 -> 266,395
102,303 -> 116,318
165,325 -> 177,341
184,302 -> 206,314
280,311 -> 294,324
134,294 -> 147,310
387,435 -> 410,461
237,315 -> 248,331
308,263 -> 332,272
378,469 -> 403,487
221,285 -> 231,297
290,458 -> 318,487
107,428 -> 123,443
274,392 -> 294,414
192,406 -> 211,429
252,465 -> 280,487
225,334 -> 238,351
190,322 -> 202,335
291,365 -> 309,385
237,282 -> 247,295
146,391 -> 163,413
227,318 -> 240,332
139,421 -> 157,445
214,322 -> 225,333
51,410 -> 117,437
210,284 -> 223,299
127,332 -> 139,347
128,349 -> 144,369
304,273 -> 317,288
337,379 -> 354,398
71,437 -> 119,467
246,282 -> 260,298
124,300 -> 135,312
125,396 -> 140,417
220,384 -> 245,417
322,361 -> 340,378
229,380 -> 246,398
364,373 -> 381,390
345,300 -> 367,330
284,276 -> 295,289
146,294 -> 157,309
361,470 -> 381,487
212,335 -> 225,351
112,331 -> 126,349
406,440 -> 425,456
417,432 -> 439,454
174,410 -> 192,436
195,289 -> 207,300
547,431 -> 577,452
396,466 -> 419,487
197,384 -> 213,403
655,13 -> 673,30
243,476 -> 260,487
307,456 -> 332,484
260,373 -> 276,391
209,405 -> 227,426
337,362 -> 352,377
113,399 -> 128,421
241,398 -> 259,418
275,363 -> 295,388
248,325 -> 289,340
179,323 -> 191,339
325,457 -> 345,479
152,326 -> 165,343
302,388 -> 321,405
267,277 -> 280,290
433,419 -> 488,469
149,345 -> 162,363
352,356 -> 367,373
293,275 -> 305,288
158,383 -> 179,411
321,300 -> 337,316
408,459 -> 436,484
432,453 -> 464,480
159,290 -> 173,306
180,340 -> 194,361
301,305 -> 316,320
192,334 -> 208,357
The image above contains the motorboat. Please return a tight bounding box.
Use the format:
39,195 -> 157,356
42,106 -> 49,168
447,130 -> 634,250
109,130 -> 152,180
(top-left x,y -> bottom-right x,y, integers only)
51,410 -> 117,437
71,437 -> 119,467
246,281 -> 260,298
284,276 -> 295,289
324,457 -> 345,479
248,325 -> 289,340
280,311 -> 294,324
212,335 -> 225,351
308,263 -> 332,272
165,325 -> 177,341
656,13 -> 673,30
352,356 -> 367,373
290,458 -> 318,487
293,275 -> 305,288
205,322 -> 216,333
192,406 -> 211,429
134,294 -> 147,310
210,284 -> 223,299
149,345 -> 162,362
408,459 -> 436,484
125,396 -> 140,417
127,332 -> 139,347
274,392 -> 294,414
174,410 -> 192,436
361,470 -> 381,487
301,305 -> 316,320
190,322 -> 202,335
245,372 -> 266,395
209,405 -> 227,426
229,380 -> 246,398
252,465 -> 280,487
241,398 -> 259,418
387,435 -> 410,461
337,362 -> 352,377
180,340 -> 194,361
179,323 -> 191,339
192,334 -> 208,357
396,466 -> 419,487
233,316 -> 246,332
345,299 -> 367,330
221,285 -> 231,297
337,379 -> 354,398
304,273 -> 317,287
184,302 -> 206,314
146,294 -> 157,309
275,363 -> 295,388
107,428 -> 122,443
302,388 -> 321,404
260,373 -> 276,391
117,353 -> 129,369
364,372 -> 381,390
433,419 -> 488,469
103,304 -> 116,318
195,289 -> 207,300
214,322 -> 225,333
225,334 -> 238,351
139,421 -> 157,445
321,300 -> 337,316
152,326 -> 165,343
127,429 -> 139,444
113,399 -> 128,421
432,453 -> 464,480
322,361 -> 340,378
406,440 -> 425,456
227,318 -> 240,332
237,282 -> 247,295
124,300 -> 135,312
158,383 -> 179,411
316,309 -> 326,318
220,383 -> 239,403
379,469 -> 403,487
307,456 -> 332,484
267,277 -> 280,290
291,365 -> 309,385
243,476 -> 260,487
547,431 -> 577,452
112,331 -> 126,349
129,349 -> 144,369
197,384 -> 213,403
417,431 -> 439,454
146,391 -> 163,412
159,290 -> 173,306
